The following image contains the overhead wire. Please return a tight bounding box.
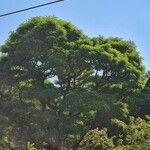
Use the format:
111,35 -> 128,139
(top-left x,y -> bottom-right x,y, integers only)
0,0 -> 65,18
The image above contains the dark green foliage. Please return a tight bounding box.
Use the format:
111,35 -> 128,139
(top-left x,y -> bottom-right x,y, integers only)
131,86 -> 150,117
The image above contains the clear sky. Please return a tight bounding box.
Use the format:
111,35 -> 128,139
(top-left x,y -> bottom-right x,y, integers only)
0,0 -> 149,70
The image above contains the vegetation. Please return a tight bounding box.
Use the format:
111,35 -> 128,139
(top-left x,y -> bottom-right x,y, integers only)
80,116 -> 150,150
0,16 -> 149,150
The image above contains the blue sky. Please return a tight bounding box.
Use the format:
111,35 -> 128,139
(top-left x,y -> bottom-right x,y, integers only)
0,0 -> 149,70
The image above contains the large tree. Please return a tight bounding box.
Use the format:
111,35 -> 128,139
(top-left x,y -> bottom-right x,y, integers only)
0,16 -> 146,149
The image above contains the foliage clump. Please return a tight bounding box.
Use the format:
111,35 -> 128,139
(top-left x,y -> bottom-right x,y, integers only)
80,116 -> 150,150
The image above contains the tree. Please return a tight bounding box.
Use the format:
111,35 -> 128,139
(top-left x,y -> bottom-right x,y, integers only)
0,16 -> 146,149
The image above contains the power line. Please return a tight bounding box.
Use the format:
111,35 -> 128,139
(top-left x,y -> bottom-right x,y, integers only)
0,0 -> 65,18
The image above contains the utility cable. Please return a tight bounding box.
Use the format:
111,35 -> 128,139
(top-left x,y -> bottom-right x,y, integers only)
0,0 -> 65,18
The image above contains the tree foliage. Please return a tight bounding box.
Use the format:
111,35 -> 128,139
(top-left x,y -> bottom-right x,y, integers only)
80,116 -> 150,150
0,16 -> 148,149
